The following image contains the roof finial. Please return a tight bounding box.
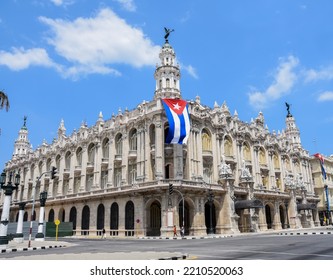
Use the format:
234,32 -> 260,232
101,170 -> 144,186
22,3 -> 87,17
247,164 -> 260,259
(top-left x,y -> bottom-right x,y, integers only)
164,27 -> 174,43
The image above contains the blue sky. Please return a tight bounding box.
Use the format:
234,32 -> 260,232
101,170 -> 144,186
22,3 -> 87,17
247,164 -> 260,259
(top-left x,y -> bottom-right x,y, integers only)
1,0 -> 333,170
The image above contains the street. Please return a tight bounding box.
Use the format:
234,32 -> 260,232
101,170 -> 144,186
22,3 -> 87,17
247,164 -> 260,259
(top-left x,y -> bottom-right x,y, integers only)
1,231 -> 333,260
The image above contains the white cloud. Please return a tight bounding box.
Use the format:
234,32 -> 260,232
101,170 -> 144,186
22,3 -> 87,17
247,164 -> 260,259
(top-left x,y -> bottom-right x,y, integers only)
318,91 -> 333,102
248,55 -> 299,109
182,64 -> 198,79
114,0 -> 136,12
304,67 -> 333,82
0,47 -> 59,71
39,8 -> 159,78
50,0 -> 74,7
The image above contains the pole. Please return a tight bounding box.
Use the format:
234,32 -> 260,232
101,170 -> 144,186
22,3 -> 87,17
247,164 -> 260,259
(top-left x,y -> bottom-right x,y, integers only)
27,182 -> 37,248
28,171 -> 49,248
324,185 -> 330,224
173,189 -> 184,234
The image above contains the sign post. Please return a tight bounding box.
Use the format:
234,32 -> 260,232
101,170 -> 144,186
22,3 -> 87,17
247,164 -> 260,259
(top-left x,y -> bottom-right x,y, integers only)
54,219 -> 60,241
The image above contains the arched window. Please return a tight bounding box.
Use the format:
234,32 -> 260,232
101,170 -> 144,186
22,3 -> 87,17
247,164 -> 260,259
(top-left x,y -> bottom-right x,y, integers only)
55,155 -> 61,171
273,153 -> 280,169
166,78 -> 170,88
259,148 -> 267,165
129,129 -> 137,151
38,161 -> 43,176
224,136 -> 233,157
243,143 -> 251,161
202,129 -> 212,151
65,151 -> 71,169
102,138 -> 109,159
115,134 -> 123,155
46,158 -> 51,173
88,143 -> 95,164
149,125 -> 155,147
76,147 -> 83,166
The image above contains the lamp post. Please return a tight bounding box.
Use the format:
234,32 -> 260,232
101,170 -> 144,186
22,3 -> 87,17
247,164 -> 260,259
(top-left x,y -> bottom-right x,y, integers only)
0,171 -> 20,249
284,201 -> 290,228
35,191 -> 48,241
207,188 -> 215,235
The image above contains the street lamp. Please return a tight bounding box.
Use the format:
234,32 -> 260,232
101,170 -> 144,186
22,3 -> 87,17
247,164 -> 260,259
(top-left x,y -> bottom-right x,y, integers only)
35,191 -> 48,241
284,201 -> 290,228
207,188 -> 215,235
0,171 -> 20,249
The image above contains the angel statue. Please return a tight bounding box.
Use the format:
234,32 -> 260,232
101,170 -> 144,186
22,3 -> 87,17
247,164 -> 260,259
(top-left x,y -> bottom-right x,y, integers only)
164,27 -> 174,43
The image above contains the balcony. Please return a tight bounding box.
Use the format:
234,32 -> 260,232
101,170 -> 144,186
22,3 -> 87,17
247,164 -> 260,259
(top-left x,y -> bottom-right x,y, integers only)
101,158 -> 109,167
128,150 -> 137,159
114,155 -> 122,163
202,149 -> 213,160
86,162 -> 94,173
74,165 -> 82,176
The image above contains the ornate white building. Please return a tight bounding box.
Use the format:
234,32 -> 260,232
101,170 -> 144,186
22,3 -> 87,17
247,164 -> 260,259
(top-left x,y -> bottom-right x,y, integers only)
1,39 -> 320,237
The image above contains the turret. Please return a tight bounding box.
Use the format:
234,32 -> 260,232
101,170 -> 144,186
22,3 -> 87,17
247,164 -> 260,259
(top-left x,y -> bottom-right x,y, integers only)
13,116 -> 31,158
154,30 -> 181,100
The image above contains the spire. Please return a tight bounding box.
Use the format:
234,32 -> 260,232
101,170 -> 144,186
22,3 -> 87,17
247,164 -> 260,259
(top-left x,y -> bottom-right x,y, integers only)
154,29 -> 181,100
285,106 -> 301,148
58,119 -> 66,139
13,116 -> 31,158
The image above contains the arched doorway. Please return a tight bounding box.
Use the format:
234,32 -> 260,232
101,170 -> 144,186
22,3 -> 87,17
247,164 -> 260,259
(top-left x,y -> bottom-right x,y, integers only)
147,201 -> 161,236
59,208 -> 65,222
125,201 -> 135,236
97,204 -> 105,236
48,209 -> 54,222
110,203 -> 119,236
265,205 -> 272,229
24,211 -> 29,221
205,201 -> 216,234
69,207 -> 77,231
279,205 -> 285,229
179,200 -> 191,236
81,205 -> 90,235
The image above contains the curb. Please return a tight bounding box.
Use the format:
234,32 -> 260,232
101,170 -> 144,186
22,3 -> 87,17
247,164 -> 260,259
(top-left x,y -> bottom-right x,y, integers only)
1,244 -> 67,254
277,231 -> 333,236
158,255 -> 188,260
138,235 -> 234,240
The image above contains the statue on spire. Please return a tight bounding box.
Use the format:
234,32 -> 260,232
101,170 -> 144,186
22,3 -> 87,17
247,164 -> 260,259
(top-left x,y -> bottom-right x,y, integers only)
164,27 -> 174,43
285,102 -> 292,117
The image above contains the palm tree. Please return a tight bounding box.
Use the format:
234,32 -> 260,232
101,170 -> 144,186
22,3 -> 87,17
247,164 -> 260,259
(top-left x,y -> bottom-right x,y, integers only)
0,90 -> 10,111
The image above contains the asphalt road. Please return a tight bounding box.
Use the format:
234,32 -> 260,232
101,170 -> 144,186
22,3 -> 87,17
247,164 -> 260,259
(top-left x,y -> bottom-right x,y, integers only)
1,232 -> 333,260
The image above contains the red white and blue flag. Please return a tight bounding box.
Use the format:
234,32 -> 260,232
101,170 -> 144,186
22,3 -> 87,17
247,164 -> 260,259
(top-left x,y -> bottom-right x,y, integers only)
314,153 -> 327,180
162,98 -> 190,144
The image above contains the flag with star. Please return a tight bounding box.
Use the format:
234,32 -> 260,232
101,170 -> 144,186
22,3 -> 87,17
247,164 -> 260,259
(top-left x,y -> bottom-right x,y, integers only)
314,153 -> 327,180
162,98 -> 190,144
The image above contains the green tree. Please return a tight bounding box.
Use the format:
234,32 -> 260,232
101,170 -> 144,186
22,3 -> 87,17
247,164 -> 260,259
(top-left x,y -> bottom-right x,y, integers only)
0,90 -> 10,111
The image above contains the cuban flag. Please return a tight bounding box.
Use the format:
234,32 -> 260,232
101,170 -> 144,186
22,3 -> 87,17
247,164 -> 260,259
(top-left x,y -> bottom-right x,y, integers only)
162,98 -> 190,144
314,153 -> 327,180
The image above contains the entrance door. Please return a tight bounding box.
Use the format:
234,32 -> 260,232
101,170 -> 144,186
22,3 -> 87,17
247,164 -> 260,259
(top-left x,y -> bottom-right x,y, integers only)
148,202 -> 161,236
265,205 -> 272,229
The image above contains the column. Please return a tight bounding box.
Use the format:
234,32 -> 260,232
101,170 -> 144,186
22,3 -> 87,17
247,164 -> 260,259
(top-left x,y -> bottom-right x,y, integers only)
14,202 -> 26,243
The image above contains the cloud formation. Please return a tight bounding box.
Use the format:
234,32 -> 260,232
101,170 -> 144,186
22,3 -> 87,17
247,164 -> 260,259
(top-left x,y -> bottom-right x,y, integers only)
318,91 -> 333,102
38,8 -> 159,78
0,47 -> 59,71
248,55 -> 299,109
114,0 -> 136,12
50,0 -> 74,7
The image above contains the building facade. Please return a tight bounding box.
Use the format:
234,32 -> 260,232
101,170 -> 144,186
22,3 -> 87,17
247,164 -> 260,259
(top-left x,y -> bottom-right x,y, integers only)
310,155 -> 333,225
1,40 -> 321,237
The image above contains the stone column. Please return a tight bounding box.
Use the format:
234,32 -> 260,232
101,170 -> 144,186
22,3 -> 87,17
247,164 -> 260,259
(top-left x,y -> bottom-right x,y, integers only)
14,202 -> 26,243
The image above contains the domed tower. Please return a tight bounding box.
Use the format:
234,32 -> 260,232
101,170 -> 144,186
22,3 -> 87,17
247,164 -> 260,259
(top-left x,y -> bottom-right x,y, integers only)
13,116 -> 31,158
284,102 -> 301,148
154,29 -> 181,100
